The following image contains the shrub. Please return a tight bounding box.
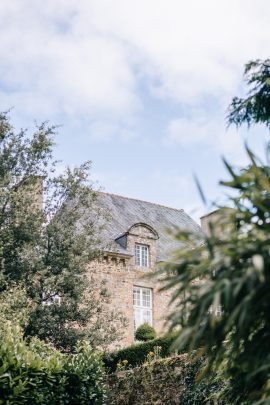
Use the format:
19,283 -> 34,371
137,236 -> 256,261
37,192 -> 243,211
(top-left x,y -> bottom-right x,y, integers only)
180,358 -> 224,404
0,322 -> 107,404
108,354 -> 224,405
135,323 -> 156,342
103,332 -> 179,372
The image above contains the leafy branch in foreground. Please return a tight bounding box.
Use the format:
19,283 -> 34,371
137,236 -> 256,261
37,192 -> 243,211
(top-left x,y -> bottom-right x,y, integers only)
228,59 -> 270,129
162,147 -> 270,403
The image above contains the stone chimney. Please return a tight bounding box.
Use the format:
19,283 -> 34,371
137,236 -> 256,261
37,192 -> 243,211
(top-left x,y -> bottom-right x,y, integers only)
200,208 -> 233,237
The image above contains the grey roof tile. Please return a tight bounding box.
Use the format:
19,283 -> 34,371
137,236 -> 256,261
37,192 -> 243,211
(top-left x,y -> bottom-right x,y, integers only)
96,192 -> 203,261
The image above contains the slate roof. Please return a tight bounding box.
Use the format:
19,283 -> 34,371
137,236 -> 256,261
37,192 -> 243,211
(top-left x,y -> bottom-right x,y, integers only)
96,192 -> 203,262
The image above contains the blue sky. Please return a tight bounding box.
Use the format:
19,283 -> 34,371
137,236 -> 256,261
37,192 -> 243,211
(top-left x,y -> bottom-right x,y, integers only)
0,0 -> 270,222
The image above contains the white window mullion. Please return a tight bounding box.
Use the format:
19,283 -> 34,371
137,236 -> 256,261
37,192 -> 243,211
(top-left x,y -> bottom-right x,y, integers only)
135,244 -> 149,267
133,287 -> 153,331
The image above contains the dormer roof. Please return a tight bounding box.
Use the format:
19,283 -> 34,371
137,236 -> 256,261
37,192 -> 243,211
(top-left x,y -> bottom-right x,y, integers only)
94,192 -> 203,261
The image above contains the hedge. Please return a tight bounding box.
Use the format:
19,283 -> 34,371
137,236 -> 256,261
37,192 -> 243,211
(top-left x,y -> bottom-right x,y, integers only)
0,322 -> 107,404
108,354 -> 224,404
103,332 -> 179,372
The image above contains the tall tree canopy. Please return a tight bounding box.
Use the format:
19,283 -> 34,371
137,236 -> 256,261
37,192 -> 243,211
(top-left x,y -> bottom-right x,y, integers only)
0,111 -> 125,351
228,58 -> 270,129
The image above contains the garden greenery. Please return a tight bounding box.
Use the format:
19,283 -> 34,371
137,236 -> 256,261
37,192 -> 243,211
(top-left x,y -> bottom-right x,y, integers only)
0,322 -> 107,404
162,148 -> 270,403
163,57 -> 270,403
108,353 -> 223,405
0,111 -> 126,351
103,332 -> 179,372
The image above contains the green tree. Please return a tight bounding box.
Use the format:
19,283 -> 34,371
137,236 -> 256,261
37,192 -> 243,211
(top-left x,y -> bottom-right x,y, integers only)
0,111 -> 125,351
0,285 -> 35,329
228,58 -> 270,129
163,58 -> 270,403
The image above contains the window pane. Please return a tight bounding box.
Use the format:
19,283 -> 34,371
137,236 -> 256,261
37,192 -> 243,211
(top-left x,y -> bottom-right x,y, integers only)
134,307 -> 141,330
142,309 -> 151,324
135,244 -> 141,266
135,244 -> 149,267
133,288 -> 141,306
133,287 -> 152,331
216,305 -> 223,316
142,289 -> 151,308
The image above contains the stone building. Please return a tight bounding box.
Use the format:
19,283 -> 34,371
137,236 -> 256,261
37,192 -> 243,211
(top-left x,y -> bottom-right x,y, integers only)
200,207 -> 234,237
89,192 -> 203,347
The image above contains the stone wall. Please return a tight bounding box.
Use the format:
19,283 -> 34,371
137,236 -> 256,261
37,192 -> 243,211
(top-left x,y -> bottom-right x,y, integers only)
88,255 -> 172,347
87,223 -> 173,347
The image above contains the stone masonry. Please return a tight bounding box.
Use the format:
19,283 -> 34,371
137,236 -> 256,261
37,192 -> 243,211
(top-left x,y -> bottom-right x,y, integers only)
88,224 -> 173,347
86,192 -> 203,348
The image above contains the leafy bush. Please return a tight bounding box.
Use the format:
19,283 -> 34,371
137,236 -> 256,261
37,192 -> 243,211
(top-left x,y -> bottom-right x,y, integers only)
162,148 -> 270,403
108,353 -> 224,405
103,332 -> 179,372
135,323 -> 156,342
180,358 -> 224,404
0,322 -> 107,404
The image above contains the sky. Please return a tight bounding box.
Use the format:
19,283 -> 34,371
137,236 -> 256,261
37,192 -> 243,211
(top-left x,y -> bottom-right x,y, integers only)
0,0 -> 270,223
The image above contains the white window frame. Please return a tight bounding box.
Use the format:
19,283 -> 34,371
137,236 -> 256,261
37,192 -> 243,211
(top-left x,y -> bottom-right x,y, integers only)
133,286 -> 153,331
135,243 -> 149,267
208,305 -> 223,316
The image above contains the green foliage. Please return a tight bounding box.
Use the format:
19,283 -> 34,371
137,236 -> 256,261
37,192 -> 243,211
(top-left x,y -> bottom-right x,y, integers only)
0,322 -> 107,404
180,358 -> 223,405
0,284 -> 35,328
0,111 -> 126,351
103,332 -> 179,372
108,353 -> 223,405
228,58 -> 270,129
134,323 -> 156,342
162,146 -> 270,403
163,57 -> 270,403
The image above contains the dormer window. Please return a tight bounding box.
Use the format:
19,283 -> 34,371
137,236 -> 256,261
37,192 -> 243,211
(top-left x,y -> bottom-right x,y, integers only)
135,243 -> 149,267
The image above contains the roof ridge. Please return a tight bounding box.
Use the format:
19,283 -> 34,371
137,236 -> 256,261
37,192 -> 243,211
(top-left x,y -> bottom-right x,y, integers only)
98,191 -> 184,213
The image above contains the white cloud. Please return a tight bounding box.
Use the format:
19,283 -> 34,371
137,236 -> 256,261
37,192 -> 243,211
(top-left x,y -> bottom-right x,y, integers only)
166,117 -> 214,146
1,0 -> 269,226
0,0 -> 269,139
164,108 -> 252,167
0,1 -> 139,124
87,121 -> 137,142
165,110 -> 270,167
80,0 -> 270,104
